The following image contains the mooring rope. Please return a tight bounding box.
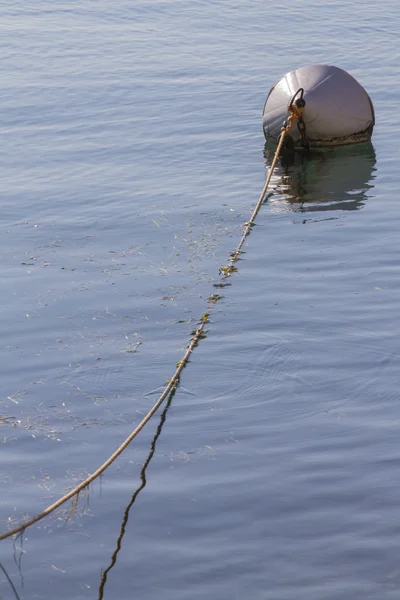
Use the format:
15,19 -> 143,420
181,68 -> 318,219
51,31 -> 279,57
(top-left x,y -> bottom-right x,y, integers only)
0,104 -> 302,543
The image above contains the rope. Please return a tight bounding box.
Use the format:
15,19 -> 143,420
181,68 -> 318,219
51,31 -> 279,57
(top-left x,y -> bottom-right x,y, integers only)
229,126 -> 289,264
0,326 -> 202,541
0,106 -> 301,543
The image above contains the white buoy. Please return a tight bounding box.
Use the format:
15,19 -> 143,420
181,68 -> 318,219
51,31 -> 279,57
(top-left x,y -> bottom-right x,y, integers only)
262,64 -> 375,148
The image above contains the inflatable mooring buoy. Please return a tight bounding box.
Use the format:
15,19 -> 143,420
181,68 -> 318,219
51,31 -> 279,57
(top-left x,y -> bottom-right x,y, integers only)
262,64 -> 375,148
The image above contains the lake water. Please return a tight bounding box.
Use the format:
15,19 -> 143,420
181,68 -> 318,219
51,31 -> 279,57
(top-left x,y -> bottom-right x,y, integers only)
1,1 -> 400,598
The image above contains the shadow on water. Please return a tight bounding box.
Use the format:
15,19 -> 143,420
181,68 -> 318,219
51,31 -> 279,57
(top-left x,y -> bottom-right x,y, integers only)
97,388 -> 176,600
264,142 -> 377,213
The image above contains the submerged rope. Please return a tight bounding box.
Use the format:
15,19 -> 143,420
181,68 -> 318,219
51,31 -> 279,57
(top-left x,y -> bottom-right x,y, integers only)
0,108 -> 301,543
98,384 -> 175,599
0,561 -> 21,600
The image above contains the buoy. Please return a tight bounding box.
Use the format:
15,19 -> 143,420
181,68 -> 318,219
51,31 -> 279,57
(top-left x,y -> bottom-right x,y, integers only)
262,65 -> 375,148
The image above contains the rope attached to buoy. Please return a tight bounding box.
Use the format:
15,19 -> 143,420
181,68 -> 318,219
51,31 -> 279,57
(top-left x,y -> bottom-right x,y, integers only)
0,101 -> 303,543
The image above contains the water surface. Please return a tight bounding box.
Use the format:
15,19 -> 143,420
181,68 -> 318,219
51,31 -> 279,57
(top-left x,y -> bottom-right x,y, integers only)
1,1 -> 400,599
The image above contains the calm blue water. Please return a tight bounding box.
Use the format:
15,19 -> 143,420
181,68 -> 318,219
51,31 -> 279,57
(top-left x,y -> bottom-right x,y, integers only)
1,1 -> 400,598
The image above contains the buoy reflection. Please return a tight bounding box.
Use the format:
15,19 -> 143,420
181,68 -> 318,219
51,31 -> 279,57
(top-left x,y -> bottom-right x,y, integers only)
263,142 -> 376,213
